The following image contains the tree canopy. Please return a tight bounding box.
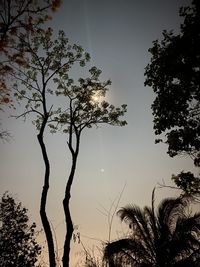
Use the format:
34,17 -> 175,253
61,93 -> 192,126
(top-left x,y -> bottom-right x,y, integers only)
144,0 -> 200,166
0,192 -> 41,267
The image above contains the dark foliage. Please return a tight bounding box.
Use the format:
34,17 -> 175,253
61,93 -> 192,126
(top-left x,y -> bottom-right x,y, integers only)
144,0 -> 200,166
172,171 -> 200,195
0,192 -> 41,267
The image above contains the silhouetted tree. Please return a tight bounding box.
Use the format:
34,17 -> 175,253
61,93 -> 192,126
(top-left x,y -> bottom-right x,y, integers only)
144,0 -> 200,167
54,66 -> 127,267
0,192 -> 41,267
144,0 -> 200,198
104,191 -> 200,267
10,27 -> 127,267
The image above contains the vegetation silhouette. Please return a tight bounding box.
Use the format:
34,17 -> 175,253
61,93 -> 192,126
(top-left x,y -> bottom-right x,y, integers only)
104,190 -> 200,267
145,0 -> 200,166
144,0 -> 200,197
56,65 -> 127,267
0,192 -> 41,267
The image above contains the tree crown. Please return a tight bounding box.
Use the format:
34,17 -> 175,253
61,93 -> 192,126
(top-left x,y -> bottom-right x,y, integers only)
0,192 -> 41,267
144,0 -> 200,165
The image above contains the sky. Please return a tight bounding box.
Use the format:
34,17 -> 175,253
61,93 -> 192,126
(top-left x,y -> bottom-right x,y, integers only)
0,0 -> 197,265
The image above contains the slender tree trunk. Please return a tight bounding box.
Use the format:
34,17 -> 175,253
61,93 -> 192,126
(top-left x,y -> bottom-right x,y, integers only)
62,190 -> 74,267
62,153 -> 78,267
38,121 -> 56,267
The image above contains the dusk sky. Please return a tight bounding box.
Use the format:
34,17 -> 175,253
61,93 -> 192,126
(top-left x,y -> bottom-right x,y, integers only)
0,0 -> 197,265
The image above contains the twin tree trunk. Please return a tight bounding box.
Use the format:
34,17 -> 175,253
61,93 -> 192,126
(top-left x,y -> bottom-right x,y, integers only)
38,108 -> 80,267
38,136 -> 77,267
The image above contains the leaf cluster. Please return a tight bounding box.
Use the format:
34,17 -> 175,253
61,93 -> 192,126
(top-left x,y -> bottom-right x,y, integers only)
172,171 -> 200,195
53,65 -> 127,134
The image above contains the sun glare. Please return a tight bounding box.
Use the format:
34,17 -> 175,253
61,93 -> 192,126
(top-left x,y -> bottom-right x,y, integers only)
90,92 -> 102,104
92,95 -> 99,102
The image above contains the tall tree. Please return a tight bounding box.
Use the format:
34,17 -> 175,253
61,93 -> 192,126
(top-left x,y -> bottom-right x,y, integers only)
104,191 -> 200,267
0,192 -> 41,267
54,66 -> 127,267
10,28 -> 127,267
144,0 -> 200,166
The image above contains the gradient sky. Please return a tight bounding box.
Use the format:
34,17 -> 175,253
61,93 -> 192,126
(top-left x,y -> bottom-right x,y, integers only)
0,0 -> 196,265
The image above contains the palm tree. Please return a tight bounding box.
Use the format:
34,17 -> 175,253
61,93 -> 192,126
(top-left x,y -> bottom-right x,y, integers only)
104,190 -> 200,267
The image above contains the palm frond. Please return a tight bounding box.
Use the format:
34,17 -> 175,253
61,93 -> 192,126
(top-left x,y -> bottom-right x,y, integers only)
157,197 -> 187,233
117,205 -> 155,257
107,195 -> 200,267
104,238 -> 153,267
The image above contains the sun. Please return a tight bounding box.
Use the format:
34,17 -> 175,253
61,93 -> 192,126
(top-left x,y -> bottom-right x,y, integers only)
92,94 -> 99,102
90,92 -> 101,104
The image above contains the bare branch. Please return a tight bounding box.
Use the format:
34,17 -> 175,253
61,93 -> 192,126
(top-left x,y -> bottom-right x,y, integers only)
13,107 -> 43,119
